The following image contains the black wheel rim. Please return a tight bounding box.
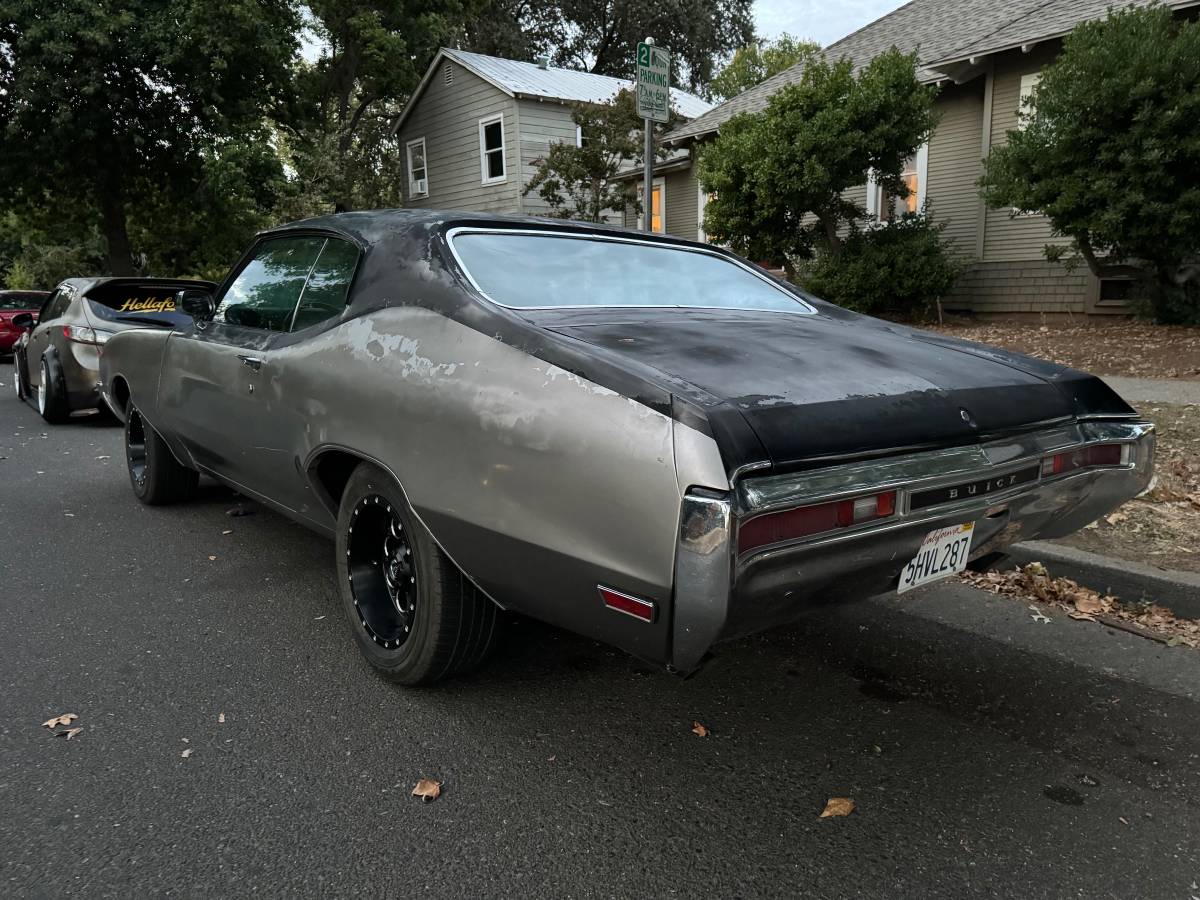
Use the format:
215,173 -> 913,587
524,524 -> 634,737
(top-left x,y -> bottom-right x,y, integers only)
127,410 -> 148,486
347,495 -> 416,649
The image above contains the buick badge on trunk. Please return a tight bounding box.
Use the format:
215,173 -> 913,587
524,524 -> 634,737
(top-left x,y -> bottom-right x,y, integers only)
97,210 -> 1154,684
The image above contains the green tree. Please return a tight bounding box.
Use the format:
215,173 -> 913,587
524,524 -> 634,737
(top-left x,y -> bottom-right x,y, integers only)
461,0 -> 755,92
0,0 -> 298,275
696,49 -> 938,272
291,1 -> 468,212
979,4 -> 1200,322
523,89 -> 676,222
709,34 -> 819,102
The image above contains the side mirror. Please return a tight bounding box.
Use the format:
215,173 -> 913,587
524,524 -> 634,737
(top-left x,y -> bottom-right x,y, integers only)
177,289 -> 215,321
11,312 -> 35,329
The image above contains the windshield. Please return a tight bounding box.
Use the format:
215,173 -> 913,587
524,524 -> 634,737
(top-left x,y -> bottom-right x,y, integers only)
0,292 -> 47,310
450,231 -> 814,314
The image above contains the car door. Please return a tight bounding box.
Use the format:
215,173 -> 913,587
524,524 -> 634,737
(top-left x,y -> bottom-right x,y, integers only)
25,286 -> 71,389
156,235 -> 326,508
247,235 -> 362,517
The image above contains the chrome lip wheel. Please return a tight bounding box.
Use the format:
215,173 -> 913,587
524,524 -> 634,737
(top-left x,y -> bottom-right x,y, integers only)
126,410 -> 148,486
347,495 -> 416,650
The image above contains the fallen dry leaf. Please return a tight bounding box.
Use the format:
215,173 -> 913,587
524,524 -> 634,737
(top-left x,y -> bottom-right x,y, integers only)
222,529 -> 233,535
42,713 -> 78,729
60,727 -> 83,740
181,748 -> 193,758
819,797 -> 855,818
218,713 -> 225,723
412,779 -> 442,802
207,555 -> 217,561
691,721 -> 709,738
1074,595 -> 1107,616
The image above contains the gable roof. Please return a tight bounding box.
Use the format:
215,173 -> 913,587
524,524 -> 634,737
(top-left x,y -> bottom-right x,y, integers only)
667,0 -> 1200,143
394,48 -> 713,134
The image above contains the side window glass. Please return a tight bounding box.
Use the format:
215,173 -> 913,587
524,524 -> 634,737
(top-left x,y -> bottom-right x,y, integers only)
39,290 -> 62,322
290,239 -> 359,332
214,237 -> 323,331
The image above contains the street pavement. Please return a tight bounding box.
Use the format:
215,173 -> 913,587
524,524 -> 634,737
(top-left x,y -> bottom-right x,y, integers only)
1,361 -> 1198,899
1102,375 -> 1200,407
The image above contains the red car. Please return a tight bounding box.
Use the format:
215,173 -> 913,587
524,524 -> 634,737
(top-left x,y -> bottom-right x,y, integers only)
0,290 -> 49,355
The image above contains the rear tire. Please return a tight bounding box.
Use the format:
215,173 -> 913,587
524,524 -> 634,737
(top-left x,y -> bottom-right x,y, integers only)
125,404 -> 199,505
335,463 -> 500,685
38,355 -> 70,423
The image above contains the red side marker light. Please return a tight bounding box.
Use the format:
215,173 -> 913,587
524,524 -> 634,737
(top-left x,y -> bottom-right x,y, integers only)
598,586 -> 656,623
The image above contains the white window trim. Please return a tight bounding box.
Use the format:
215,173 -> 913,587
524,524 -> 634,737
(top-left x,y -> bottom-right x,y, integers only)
406,137 -> 428,198
636,176 -> 666,233
575,124 -> 583,148
479,114 -> 507,186
697,186 -> 709,242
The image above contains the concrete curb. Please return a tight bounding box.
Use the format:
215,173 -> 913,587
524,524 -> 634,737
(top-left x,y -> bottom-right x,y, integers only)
1005,540 -> 1200,620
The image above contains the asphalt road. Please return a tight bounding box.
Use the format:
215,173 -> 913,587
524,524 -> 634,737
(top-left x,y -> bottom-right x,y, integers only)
2,362 -> 1198,899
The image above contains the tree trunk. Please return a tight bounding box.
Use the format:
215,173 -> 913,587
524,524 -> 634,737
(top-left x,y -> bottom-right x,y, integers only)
101,189 -> 135,276
819,213 -> 843,257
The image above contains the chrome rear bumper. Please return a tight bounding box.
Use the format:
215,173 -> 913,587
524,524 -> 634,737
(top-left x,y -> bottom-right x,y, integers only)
670,420 -> 1154,672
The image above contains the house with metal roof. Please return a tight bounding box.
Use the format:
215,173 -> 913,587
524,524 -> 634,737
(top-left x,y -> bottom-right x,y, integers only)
634,0 -> 1200,316
392,48 -> 712,220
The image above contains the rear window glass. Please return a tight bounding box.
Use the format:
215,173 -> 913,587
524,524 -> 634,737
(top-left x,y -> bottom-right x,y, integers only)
450,231 -> 813,314
85,284 -> 193,327
0,292 -> 48,310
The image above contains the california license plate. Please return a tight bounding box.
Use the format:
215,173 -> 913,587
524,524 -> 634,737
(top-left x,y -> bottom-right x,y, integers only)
897,523 -> 975,594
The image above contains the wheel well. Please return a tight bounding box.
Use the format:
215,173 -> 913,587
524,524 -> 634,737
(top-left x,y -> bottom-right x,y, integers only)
309,449 -> 366,513
110,376 -> 131,414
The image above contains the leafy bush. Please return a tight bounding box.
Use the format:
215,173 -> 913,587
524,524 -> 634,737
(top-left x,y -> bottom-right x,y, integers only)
800,214 -> 962,318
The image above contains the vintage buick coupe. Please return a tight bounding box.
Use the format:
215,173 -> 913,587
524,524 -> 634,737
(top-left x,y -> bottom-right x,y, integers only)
99,211 -> 1154,684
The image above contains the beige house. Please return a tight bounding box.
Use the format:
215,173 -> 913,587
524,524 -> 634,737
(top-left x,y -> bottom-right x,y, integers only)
626,0 -> 1200,316
392,48 -> 711,219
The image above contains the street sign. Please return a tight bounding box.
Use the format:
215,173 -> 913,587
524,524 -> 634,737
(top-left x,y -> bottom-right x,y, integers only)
636,41 -> 671,123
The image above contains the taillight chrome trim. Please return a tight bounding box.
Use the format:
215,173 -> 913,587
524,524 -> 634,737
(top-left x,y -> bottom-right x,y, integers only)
733,420 -> 1154,558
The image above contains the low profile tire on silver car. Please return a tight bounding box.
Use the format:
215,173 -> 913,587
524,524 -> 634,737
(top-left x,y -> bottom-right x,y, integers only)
335,463 -> 500,685
124,404 -> 199,505
37,355 -> 70,424
12,357 -> 27,401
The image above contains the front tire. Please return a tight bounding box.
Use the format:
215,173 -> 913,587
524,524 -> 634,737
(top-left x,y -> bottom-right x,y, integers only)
125,404 -> 199,504
37,355 -> 70,423
12,355 -> 27,400
335,463 -> 500,685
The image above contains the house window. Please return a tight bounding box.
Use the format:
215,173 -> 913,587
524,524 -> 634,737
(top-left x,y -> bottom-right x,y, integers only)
866,143 -> 928,223
479,114 -> 506,185
1018,72 -> 1042,129
406,138 -> 428,198
636,178 -> 665,233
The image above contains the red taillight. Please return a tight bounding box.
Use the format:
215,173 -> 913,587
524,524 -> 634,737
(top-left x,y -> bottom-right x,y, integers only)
598,586 -> 656,622
738,490 -> 897,556
1041,443 -> 1125,476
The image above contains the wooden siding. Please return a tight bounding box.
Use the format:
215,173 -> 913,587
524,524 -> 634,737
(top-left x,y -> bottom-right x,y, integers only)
946,260 -> 1090,315
516,98 -> 578,217
981,42 -> 1061,262
926,80 -> 985,259
396,62 -> 520,213
664,168 -> 700,241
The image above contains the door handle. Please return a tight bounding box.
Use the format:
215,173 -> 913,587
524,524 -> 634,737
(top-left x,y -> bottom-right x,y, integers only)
237,355 -> 263,372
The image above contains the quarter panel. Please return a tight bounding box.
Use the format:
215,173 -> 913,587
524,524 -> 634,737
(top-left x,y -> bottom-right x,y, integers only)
100,329 -> 174,422
278,306 -> 685,661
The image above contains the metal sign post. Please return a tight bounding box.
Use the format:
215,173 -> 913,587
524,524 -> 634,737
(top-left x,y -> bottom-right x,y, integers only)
636,39 -> 670,233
